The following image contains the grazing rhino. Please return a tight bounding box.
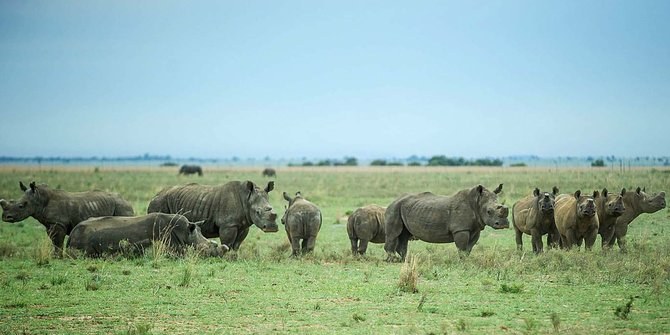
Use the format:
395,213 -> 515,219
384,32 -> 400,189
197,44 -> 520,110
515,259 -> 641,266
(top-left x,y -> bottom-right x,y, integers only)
512,186 -> 560,253
595,188 -> 626,249
67,213 -> 228,257
347,204 -> 386,256
608,187 -> 666,252
384,184 -> 509,261
262,168 -> 276,177
179,165 -> 203,176
147,180 -> 278,251
554,190 -> 599,250
0,181 -> 134,255
281,191 -> 322,256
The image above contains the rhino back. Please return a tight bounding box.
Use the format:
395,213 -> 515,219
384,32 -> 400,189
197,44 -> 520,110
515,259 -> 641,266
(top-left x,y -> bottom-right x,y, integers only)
42,190 -> 133,230
401,193 -> 472,242
286,201 -> 321,237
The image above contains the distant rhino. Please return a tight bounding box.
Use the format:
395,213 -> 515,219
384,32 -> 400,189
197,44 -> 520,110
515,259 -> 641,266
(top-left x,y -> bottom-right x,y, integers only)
512,187 -> 560,253
147,180 -> 278,251
384,184 -> 509,261
554,190 -> 599,250
608,187 -> 665,252
595,188 -> 626,249
281,191 -> 322,256
0,181 -> 134,255
347,205 -> 386,256
67,213 -> 228,257
262,168 -> 276,177
179,165 -> 203,176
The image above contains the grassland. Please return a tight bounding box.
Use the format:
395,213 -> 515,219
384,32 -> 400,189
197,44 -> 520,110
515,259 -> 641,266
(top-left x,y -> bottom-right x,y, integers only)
0,166 -> 669,334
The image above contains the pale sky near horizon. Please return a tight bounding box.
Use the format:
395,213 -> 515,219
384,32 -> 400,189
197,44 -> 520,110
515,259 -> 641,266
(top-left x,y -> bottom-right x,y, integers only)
1,1 -> 668,159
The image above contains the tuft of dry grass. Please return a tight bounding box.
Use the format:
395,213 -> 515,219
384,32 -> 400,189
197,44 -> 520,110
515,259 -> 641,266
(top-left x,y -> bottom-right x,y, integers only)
398,252 -> 420,293
33,238 -> 52,266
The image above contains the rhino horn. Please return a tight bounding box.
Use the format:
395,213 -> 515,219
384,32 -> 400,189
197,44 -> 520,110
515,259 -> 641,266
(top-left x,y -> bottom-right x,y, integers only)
19,181 -> 27,192
493,184 -> 503,194
552,186 -> 559,196
194,220 -> 205,227
265,181 -> 275,193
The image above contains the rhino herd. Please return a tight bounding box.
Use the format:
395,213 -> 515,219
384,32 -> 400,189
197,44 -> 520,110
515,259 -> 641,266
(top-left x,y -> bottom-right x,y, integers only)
0,179 -> 666,259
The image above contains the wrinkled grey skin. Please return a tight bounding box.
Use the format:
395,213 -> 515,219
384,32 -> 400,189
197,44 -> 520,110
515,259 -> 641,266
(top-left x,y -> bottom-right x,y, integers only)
554,190 -> 599,250
67,213 -> 228,257
595,188 -> 626,250
347,204 -> 386,256
262,168 -> 276,177
147,180 -> 278,251
384,184 -> 509,262
608,187 -> 665,252
179,165 -> 203,176
512,186 -> 560,254
0,181 -> 134,255
282,191 -> 322,256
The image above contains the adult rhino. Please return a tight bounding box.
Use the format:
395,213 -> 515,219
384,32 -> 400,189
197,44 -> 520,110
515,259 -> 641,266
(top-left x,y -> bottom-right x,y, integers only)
512,187 -> 560,253
384,184 -> 509,261
281,191 -> 322,256
262,168 -> 276,177
347,204 -> 386,256
554,190 -> 599,250
608,187 -> 665,252
0,181 -> 134,255
595,188 -> 626,250
147,180 -> 278,251
179,165 -> 203,176
67,213 -> 228,257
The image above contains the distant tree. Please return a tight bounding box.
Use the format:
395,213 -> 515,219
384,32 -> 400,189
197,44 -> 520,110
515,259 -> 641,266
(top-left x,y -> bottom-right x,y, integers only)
370,159 -> 387,166
591,159 -> 606,167
343,157 -> 358,166
408,162 -> 422,167
302,161 -> 314,166
510,162 -> 527,167
316,160 -> 332,166
387,162 -> 404,166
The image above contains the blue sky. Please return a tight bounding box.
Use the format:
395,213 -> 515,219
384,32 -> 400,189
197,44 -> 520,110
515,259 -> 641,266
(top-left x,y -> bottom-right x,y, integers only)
1,1 -> 668,159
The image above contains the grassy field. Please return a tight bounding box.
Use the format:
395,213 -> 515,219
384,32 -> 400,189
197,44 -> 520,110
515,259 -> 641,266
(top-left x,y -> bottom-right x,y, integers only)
0,166 -> 669,334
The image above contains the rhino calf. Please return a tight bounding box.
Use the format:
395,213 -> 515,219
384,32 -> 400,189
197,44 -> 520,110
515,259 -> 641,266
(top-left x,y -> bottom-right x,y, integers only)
554,190 -> 599,250
609,187 -> 665,252
595,188 -> 626,250
282,191 -> 322,256
179,165 -> 203,176
67,213 -> 228,257
347,205 -> 386,256
512,187 -> 559,254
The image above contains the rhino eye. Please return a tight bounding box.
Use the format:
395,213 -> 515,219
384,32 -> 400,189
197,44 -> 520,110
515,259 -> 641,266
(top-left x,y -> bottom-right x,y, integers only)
18,202 -> 26,209
487,209 -> 493,215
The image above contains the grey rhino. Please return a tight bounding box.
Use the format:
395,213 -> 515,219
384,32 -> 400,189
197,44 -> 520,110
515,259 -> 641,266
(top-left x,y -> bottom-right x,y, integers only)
281,191 -> 322,256
0,181 -> 134,255
554,190 -> 599,250
147,180 -> 278,251
595,188 -> 626,249
384,184 -> 509,261
67,213 -> 228,257
512,186 -> 560,253
179,165 -> 203,176
347,204 -> 386,256
608,187 -> 665,252
262,168 -> 276,177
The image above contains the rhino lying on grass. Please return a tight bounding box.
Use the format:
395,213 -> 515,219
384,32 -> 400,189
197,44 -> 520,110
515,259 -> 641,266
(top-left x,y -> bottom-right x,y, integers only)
554,190 -> 599,250
384,184 -> 509,261
347,205 -> 386,256
0,181 -> 134,255
608,187 -> 666,252
282,191 -> 322,256
512,187 -> 559,253
595,188 -> 626,249
67,213 -> 227,257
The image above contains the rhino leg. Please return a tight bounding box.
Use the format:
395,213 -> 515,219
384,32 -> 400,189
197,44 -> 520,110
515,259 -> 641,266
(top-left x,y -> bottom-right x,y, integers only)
396,233 -> 410,262
350,238 -> 359,255
232,227 -> 249,251
531,229 -> 543,254
454,230 -> 480,254
302,236 -> 317,254
290,236 -> 301,257
613,223 -> 629,253
600,226 -> 615,250
547,227 -> 560,249
514,225 -> 523,251
358,239 -> 369,256
218,226 -> 247,251
47,224 -> 67,258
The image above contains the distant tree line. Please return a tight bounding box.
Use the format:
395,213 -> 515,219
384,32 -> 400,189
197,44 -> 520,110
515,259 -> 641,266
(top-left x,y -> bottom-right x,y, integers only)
426,156 -> 503,167
288,157 -> 358,167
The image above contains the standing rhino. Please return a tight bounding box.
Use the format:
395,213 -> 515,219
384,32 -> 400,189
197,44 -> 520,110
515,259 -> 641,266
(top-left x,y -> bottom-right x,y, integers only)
179,165 -> 203,176
67,213 -> 228,257
608,187 -> 665,252
147,180 -> 278,251
281,191 -> 322,256
0,181 -> 134,255
262,168 -> 276,177
384,184 -> 509,261
512,186 -> 560,253
595,188 -> 626,249
554,190 -> 599,250
347,204 -> 386,256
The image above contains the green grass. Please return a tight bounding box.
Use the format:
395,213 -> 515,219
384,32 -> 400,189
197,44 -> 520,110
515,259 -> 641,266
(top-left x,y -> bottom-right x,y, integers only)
0,166 -> 669,334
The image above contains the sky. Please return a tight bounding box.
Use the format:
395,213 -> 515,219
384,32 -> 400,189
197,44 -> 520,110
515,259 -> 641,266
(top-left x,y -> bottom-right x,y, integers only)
1,1 -> 669,160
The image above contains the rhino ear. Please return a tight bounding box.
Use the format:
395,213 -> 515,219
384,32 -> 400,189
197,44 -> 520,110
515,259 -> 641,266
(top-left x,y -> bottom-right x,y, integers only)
0,199 -> 8,210
283,192 -> 291,202
636,187 -> 641,195
593,190 -> 599,198
574,190 -> 581,199
602,188 -> 608,197
621,188 -> 626,196
476,185 -> 484,194
187,223 -> 196,232
533,188 -> 540,197
493,184 -> 503,194
552,186 -> 559,196
642,187 -> 646,193
265,181 -> 275,193
29,182 -> 36,192
245,181 -> 255,193
19,181 -> 27,192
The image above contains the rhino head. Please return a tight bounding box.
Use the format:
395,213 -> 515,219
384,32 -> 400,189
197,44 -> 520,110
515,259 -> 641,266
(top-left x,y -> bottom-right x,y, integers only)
599,188 -> 626,217
534,186 -> 558,213
1,182 -> 44,223
631,187 -> 666,213
187,221 -> 230,257
574,190 -> 597,218
246,181 -> 278,233
472,184 -> 509,229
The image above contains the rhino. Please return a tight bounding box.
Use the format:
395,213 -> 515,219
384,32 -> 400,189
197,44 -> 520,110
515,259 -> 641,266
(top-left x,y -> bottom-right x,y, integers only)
595,188 -> 626,249
554,190 -> 599,250
147,180 -> 278,251
608,187 -> 666,252
67,213 -> 228,257
347,204 -> 386,256
384,184 -> 509,261
0,181 -> 134,255
512,186 -> 560,253
281,191 -> 322,256
262,168 -> 276,177
179,165 -> 203,176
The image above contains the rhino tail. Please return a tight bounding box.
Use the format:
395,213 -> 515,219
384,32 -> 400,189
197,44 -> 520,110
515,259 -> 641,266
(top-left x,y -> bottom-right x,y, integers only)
346,214 -> 356,239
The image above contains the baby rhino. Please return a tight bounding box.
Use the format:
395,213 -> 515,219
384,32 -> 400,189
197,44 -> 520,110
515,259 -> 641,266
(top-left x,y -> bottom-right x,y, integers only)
555,190 -> 599,250
67,213 -> 228,257
282,192 -> 322,256
347,205 -> 386,256
512,187 -> 559,253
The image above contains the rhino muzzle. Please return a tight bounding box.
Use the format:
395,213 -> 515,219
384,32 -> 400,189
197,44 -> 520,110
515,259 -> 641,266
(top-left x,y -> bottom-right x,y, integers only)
263,224 -> 279,233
